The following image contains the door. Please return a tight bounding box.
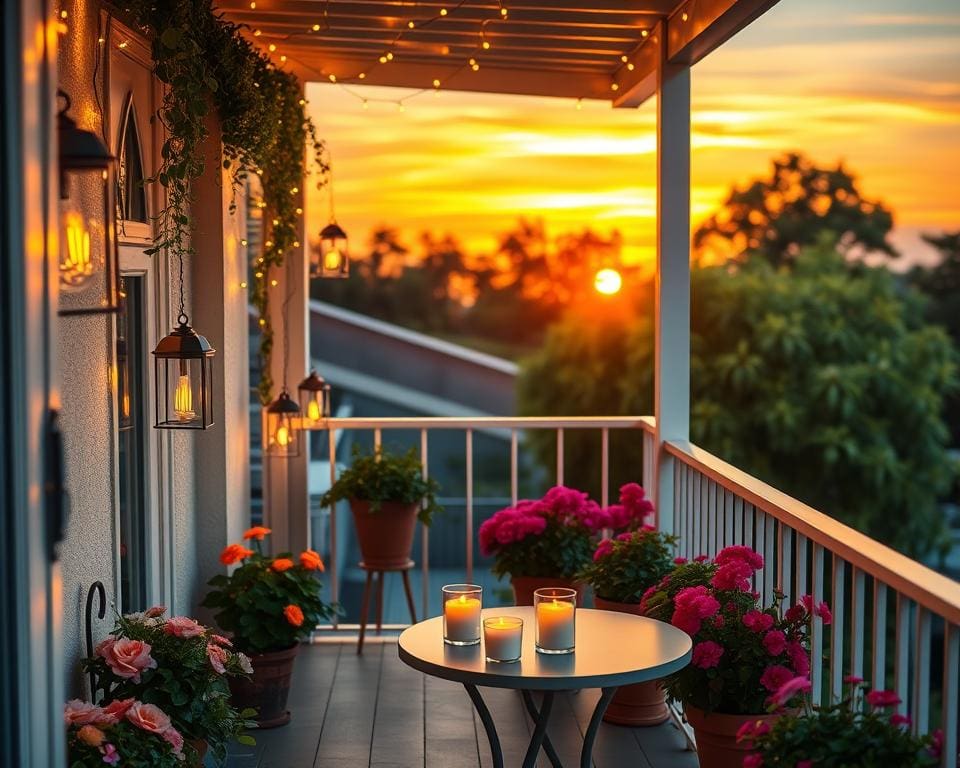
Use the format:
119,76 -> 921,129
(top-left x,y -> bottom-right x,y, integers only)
2,0 -> 65,765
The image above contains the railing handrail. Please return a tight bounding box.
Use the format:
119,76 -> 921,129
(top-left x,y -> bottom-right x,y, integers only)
320,415 -> 657,431
665,438 -> 960,625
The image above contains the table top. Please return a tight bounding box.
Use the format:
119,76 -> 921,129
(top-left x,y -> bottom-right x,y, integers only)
398,607 -> 691,691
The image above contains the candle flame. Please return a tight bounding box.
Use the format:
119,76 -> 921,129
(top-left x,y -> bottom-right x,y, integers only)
307,398 -> 321,421
458,594 -> 466,604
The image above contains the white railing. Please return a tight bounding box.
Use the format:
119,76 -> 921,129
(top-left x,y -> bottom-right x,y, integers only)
309,416 -> 655,631
663,437 -> 960,767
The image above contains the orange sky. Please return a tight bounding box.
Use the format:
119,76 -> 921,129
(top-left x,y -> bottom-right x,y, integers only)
306,0 -> 960,271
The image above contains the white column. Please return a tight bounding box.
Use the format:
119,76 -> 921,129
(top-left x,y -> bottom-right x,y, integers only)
653,40 -> 691,535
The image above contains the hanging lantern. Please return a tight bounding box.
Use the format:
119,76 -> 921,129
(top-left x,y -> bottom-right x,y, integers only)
298,369 -> 331,424
57,89 -> 120,315
152,314 -> 215,430
266,389 -> 301,457
313,222 -> 349,278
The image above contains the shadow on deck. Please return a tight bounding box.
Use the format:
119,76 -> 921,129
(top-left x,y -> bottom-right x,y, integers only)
222,641 -> 698,768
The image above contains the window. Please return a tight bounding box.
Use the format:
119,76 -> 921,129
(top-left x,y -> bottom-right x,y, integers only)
117,95 -> 147,224
117,276 -> 148,611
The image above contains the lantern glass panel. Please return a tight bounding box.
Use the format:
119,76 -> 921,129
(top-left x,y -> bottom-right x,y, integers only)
313,223 -> 349,279
266,409 -> 300,457
298,385 -> 329,424
154,355 -> 214,430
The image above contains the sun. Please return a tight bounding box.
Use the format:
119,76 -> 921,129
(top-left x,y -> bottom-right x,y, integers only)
594,268 -> 622,296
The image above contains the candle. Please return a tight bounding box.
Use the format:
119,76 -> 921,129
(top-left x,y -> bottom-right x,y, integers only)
483,617 -> 523,663
442,585 -> 482,645
534,587 -> 576,654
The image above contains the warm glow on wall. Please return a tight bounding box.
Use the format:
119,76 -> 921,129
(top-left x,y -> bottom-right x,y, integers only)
594,268 -> 622,295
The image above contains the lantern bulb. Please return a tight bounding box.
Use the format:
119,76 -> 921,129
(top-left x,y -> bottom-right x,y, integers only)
62,216 -> 93,287
324,249 -> 344,271
307,398 -> 321,421
276,424 -> 290,447
174,374 -> 196,422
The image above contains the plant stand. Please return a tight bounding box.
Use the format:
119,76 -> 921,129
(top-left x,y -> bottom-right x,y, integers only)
357,559 -> 417,655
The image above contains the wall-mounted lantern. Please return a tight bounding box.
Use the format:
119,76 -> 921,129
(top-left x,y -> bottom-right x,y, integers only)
57,89 -> 120,316
152,314 -> 215,430
312,222 -> 349,279
298,369 -> 331,424
266,389 -> 301,457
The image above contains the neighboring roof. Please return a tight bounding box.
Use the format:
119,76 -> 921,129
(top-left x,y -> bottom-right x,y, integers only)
217,0 -> 779,105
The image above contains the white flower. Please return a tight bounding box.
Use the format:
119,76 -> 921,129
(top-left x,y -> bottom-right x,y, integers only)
237,652 -> 254,674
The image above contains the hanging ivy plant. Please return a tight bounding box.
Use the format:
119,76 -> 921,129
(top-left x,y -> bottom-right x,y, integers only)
118,0 -> 326,403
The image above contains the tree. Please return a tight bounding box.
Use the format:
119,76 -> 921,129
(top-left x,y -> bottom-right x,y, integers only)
694,153 -> 898,267
520,243 -> 958,558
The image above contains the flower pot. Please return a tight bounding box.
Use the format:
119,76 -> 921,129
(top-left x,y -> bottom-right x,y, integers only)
684,705 -> 781,768
593,596 -> 669,726
510,576 -> 585,607
186,738 -> 208,767
350,499 -> 419,569
228,644 -> 299,728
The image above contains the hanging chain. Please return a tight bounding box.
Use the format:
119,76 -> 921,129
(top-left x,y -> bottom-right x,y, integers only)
327,146 -> 336,222
177,251 -> 188,325
281,245 -> 295,390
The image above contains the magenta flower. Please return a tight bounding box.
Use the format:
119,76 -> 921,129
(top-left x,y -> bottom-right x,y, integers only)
742,610 -> 775,633
101,743 -> 120,766
743,755 -> 763,768
768,675 -> 811,706
592,539 -> 614,562
890,713 -> 912,728
865,689 -> 901,708
711,559 -> 754,591
786,640 -> 810,676
691,640 -> 724,669
762,629 -> 787,656
760,664 -> 795,693
715,545 -> 764,570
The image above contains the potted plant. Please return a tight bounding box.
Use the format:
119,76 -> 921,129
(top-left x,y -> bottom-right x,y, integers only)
320,446 -> 441,568
65,698 -> 186,767
479,485 -> 648,605
641,546 -> 830,768
576,509 -> 677,726
202,527 -> 338,728
741,677 -> 942,767
82,608 -> 254,765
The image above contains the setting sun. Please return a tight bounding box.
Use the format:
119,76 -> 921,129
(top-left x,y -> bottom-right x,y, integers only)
594,268 -> 623,296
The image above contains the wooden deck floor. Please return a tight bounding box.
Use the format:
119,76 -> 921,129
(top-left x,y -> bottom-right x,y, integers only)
222,641 -> 698,768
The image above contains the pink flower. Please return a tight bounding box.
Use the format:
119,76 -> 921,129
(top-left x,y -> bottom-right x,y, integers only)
616,531 -> 634,542
101,743 -> 120,766
890,713 -> 911,728
760,664 -> 795,693
64,700 -> 113,726
786,641 -> 810,677
763,630 -> 787,656
785,603 -> 806,622
865,689 -> 901,708
743,610 -> 775,633
125,702 -> 171,735
928,729 -> 943,759
671,586 -> 720,635
143,605 -> 166,619
207,642 -> 229,674
796,762 -> 813,768
768,675 -> 812,707
712,559 -> 754,591
212,634 -> 233,647
799,596 -> 832,624
101,699 -> 135,721
673,557 -> 688,565
843,675 -> 863,684
162,726 -> 184,756
694,554 -> 709,563
618,483 -> 655,525
743,755 -> 764,768
163,616 -> 205,638
736,719 -> 771,743
97,638 -> 157,682
593,538 -> 614,561
692,641 -> 724,669
715,545 -> 764,570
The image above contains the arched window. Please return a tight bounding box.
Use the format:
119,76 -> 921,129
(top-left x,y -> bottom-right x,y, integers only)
117,93 -> 148,224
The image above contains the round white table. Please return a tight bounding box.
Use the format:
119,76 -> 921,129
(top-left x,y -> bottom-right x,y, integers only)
398,607 -> 691,768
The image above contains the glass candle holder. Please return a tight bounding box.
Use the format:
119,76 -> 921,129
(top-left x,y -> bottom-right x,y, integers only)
442,584 -> 482,646
483,616 -> 523,663
534,587 -> 576,654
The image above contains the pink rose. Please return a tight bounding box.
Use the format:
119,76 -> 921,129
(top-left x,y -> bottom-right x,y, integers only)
207,642 -> 229,674
890,713 -> 911,728
712,559 -> 754,591
843,675 -> 863,685
865,689 -> 901,708
743,610 -> 775,633
144,605 -> 166,619
785,603 -> 806,622
786,640 -> 810,677
797,761 -> 813,768
691,641 -> 724,669
125,702 -> 171,735
743,755 -> 763,768
768,675 -> 811,707
593,539 -> 614,562
162,726 -> 184,756
101,698 -> 135,721
673,557 -> 688,565
760,664 -> 795,693
762,630 -> 787,656
164,616 -> 205,638
64,700 -> 114,726
715,545 -> 764,570
211,634 -> 233,647
98,638 -> 157,682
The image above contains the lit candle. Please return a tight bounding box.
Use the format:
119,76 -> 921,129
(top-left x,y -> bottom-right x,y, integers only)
535,595 -> 576,653
483,616 -> 523,663
442,585 -> 482,645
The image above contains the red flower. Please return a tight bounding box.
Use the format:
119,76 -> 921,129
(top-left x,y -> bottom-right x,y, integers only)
786,640 -> 810,677
743,755 -> 763,768
785,603 -> 806,622
284,604 -> 304,627
768,675 -> 811,707
843,675 -> 863,685
271,558 -> 294,572
762,630 -> 786,656
300,549 -> 325,571
712,559 -> 754,591
760,664 -> 794,693
243,526 -> 272,541
742,610 -> 774,633
736,719 -> 771,743
865,689 -> 901,708
691,641 -> 724,669
890,713 -> 912,728
220,543 -> 254,565
715,545 -> 764,570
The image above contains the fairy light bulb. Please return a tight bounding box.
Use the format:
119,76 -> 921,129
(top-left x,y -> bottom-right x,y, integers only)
440,7 -> 448,15
408,21 -> 415,28
482,40 -> 490,49
312,23 -> 321,31
174,369 -> 195,422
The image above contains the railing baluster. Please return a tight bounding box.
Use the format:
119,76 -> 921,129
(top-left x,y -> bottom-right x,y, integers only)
763,514 -> 775,606
723,490 -> 733,552
328,427 -> 338,629
734,497 -> 743,546
796,534 -> 808,602
374,427 -> 382,451
830,555 -> 846,703
943,623 -> 959,768
556,427 -> 564,485
913,607 -> 931,734
778,526 -> 793,606
707,480 -> 717,557
872,580 -> 888,690
685,465 -> 693,559
811,543 -> 824,706
510,429 -> 518,506
601,427 -> 609,508
692,471 -> 702,557
850,567 -> 865,682
466,428 -> 474,585
896,594 -> 912,717
673,459 -> 681,544
420,429 -> 430,619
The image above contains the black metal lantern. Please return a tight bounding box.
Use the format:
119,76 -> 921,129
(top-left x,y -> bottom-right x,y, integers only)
266,389 -> 301,458
298,369 -> 331,424
312,222 -> 349,279
152,314 -> 215,430
57,89 -> 120,315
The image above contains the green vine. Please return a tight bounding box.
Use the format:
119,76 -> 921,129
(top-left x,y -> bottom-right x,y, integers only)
117,0 -> 326,403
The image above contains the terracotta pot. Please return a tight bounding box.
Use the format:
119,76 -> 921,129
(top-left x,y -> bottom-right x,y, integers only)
593,596 -> 669,726
186,738 -> 208,767
350,499 -> 419,568
684,705 -> 781,768
510,576 -> 585,607
229,644 -> 299,728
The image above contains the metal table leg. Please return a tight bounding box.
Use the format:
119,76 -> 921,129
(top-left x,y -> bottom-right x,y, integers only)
521,690 -> 563,768
522,690 -> 555,768
580,687 -> 618,768
464,684 -> 503,768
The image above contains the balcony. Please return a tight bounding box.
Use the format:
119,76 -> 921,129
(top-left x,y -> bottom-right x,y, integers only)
230,415 -> 960,768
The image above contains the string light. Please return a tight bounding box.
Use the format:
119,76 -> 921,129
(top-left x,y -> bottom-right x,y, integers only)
440,8 -> 448,15
254,29 -> 262,36
280,55 -> 287,62
642,29 -> 649,38
627,62 -> 635,71
239,281 -> 248,289
268,43 -> 276,52
621,55 -> 628,63
249,1 -> 256,8
610,83 -> 619,91
386,52 -> 393,60
432,79 -> 441,88
482,40 -> 490,49
408,21 -> 415,28
60,9 -> 68,18
312,23 -> 321,31
270,279 -> 278,286
575,98 -> 583,110
240,238 -> 248,246
682,11 -> 689,21
358,72 -> 366,79
379,55 -> 387,63
328,74 -> 337,82
118,41 -> 128,49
